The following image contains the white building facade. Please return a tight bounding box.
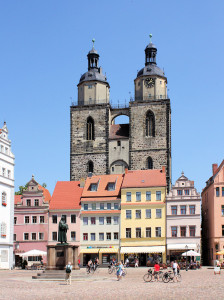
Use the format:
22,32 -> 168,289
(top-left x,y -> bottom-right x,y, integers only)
0,122 -> 15,269
166,172 -> 201,262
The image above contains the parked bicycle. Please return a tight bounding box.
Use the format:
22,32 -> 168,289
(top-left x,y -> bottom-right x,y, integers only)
143,268 -> 163,282
162,270 -> 181,283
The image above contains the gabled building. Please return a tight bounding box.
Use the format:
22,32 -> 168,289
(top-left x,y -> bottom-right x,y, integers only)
202,161 -> 224,265
14,176 -> 51,266
120,168 -> 167,266
0,122 -> 15,269
166,172 -> 201,262
48,181 -> 82,251
80,174 -> 124,266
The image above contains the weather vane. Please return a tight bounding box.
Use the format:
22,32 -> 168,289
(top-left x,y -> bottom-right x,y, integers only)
149,34 -> 152,43
92,38 -> 95,48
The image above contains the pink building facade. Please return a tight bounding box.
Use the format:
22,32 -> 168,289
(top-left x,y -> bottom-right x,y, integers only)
202,161 -> 224,266
14,176 -> 51,266
48,181 -> 82,253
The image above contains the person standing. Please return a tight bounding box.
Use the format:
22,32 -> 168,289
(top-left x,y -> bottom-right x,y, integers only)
172,260 -> 179,282
65,262 -> 72,285
116,261 -> 124,281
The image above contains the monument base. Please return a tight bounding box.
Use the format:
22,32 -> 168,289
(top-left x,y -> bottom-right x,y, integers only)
47,244 -> 79,270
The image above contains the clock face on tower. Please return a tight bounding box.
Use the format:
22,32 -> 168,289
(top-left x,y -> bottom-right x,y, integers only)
144,78 -> 155,88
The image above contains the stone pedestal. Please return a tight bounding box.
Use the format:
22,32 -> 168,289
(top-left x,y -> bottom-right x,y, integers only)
47,244 -> 79,270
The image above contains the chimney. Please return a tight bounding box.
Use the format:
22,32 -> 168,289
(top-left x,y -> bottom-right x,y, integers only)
212,164 -> 218,175
80,178 -> 85,188
125,168 -> 128,174
162,166 -> 166,173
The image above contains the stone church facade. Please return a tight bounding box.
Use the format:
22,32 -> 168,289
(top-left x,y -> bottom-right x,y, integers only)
70,39 -> 171,190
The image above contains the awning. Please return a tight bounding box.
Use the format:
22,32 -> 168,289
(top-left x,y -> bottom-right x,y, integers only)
80,249 -> 100,253
120,246 -> 165,254
167,243 -> 197,250
100,248 -> 119,253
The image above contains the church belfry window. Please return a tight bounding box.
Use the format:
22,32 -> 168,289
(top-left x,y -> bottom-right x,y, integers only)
87,117 -> 94,140
147,157 -> 153,169
88,161 -> 94,173
146,110 -> 155,137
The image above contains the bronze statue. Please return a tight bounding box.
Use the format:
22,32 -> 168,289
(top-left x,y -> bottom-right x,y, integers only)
58,216 -> 68,244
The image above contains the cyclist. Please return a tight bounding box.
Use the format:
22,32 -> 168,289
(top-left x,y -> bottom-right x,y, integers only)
87,259 -> 93,273
152,261 -> 160,281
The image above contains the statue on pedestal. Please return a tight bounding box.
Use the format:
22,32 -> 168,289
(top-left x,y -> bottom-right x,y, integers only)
58,216 -> 68,244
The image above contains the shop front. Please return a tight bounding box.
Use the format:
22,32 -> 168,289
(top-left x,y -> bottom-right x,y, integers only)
120,246 -> 166,266
80,248 -> 119,266
166,243 -> 197,263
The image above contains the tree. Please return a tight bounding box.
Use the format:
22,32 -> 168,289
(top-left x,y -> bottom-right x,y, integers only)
15,184 -> 28,195
42,183 -> 47,188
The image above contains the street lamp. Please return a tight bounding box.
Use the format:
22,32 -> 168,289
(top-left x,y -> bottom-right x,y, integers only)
185,245 -> 188,271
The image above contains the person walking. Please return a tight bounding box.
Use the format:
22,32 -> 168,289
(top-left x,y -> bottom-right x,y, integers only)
65,262 -> 72,285
172,260 -> 179,282
116,261 -> 124,281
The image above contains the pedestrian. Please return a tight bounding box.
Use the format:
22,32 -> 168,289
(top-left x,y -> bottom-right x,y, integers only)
78,258 -> 80,267
65,261 -> 72,285
135,258 -> 139,268
125,257 -> 129,267
116,261 -> 124,281
172,260 -> 179,282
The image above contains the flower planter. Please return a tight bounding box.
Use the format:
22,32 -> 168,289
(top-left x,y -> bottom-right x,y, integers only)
1,235 -> 6,238
2,203 -> 7,206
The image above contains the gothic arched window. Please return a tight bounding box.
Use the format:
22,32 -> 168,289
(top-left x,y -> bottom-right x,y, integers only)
2,192 -> 6,206
86,117 -> 94,140
147,157 -> 153,169
88,161 -> 94,173
146,110 -> 155,137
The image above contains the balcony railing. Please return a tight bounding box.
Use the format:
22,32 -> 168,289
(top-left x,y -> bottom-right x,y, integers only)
134,95 -> 169,101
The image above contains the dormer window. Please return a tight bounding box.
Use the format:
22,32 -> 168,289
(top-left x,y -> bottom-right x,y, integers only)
108,182 -> 115,191
90,184 -> 98,191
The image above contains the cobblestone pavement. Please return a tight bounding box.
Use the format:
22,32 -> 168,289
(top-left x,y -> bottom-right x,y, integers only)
0,267 -> 223,300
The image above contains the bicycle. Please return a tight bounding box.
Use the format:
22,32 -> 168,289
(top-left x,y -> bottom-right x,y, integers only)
108,264 -> 116,274
86,264 -> 100,274
143,269 -> 163,282
162,270 -> 182,283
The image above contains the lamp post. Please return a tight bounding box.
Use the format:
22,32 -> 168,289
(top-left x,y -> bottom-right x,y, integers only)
185,245 -> 188,271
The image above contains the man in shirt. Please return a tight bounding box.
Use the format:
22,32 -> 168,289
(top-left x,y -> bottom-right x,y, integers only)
152,262 -> 160,281
65,261 -> 72,285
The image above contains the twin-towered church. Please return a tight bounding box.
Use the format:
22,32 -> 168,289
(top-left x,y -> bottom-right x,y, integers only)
70,38 -> 171,191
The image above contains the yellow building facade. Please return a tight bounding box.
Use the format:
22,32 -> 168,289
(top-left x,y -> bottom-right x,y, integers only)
120,169 -> 167,266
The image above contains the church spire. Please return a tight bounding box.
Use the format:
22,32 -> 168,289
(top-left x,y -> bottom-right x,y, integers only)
145,34 -> 157,66
87,38 -> 100,71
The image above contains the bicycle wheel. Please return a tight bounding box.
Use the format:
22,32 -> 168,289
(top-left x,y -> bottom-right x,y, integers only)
86,267 -> 90,274
158,272 -> 164,282
162,273 -> 170,283
177,274 -> 182,282
108,267 -> 113,274
123,268 -> 127,275
143,273 -> 152,282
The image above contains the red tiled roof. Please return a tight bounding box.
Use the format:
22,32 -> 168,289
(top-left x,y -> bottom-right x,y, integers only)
82,174 -> 124,198
109,124 -> 129,140
50,181 -> 82,210
81,210 -> 120,214
38,185 -> 51,203
81,197 -> 120,202
14,195 -> 22,205
122,169 -> 166,188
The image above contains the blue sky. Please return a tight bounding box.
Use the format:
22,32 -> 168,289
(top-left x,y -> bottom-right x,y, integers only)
1,0 -> 224,195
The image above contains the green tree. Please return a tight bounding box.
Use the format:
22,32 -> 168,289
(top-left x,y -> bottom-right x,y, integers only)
42,183 -> 47,188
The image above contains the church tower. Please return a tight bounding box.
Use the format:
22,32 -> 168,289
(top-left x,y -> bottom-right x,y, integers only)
70,40 -> 110,180
129,35 -> 171,189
